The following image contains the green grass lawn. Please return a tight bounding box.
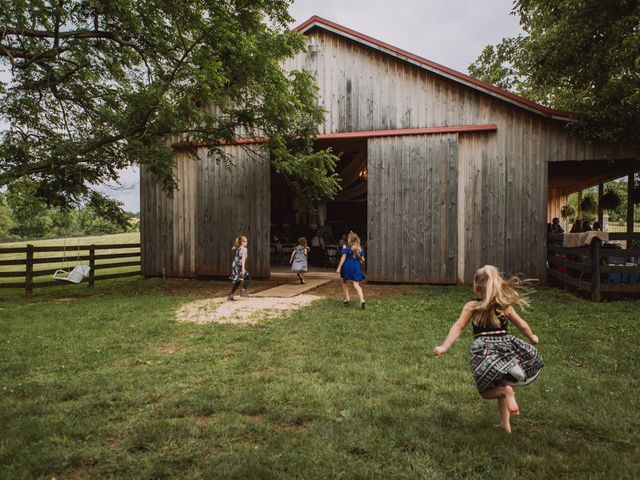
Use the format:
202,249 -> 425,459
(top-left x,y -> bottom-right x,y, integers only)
1,279 -> 639,479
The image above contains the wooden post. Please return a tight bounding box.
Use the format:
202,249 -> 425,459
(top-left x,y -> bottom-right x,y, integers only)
577,190 -> 583,222
25,244 -> 34,297
597,183 -> 604,227
591,238 -> 602,302
627,173 -> 635,249
88,244 -> 95,288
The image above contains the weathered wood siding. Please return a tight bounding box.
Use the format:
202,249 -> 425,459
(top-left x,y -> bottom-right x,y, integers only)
141,153 -> 198,277
141,146 -> 270,278
367,134 -> 458,283
284,29 -> 634,159
282,29 -> 637,283
142,25 -> 638,283
195,146 -> 270,278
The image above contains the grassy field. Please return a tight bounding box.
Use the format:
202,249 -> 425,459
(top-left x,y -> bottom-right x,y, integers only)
1,277 -> 639,479
0,232 -> 141,288
607,221 -> 640,232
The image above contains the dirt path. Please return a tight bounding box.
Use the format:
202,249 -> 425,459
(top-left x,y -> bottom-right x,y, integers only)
175,294 -> 321,325
174,278 -> 419,325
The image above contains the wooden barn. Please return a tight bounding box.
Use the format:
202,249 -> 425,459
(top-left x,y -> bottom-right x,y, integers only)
140,16 -> 639,284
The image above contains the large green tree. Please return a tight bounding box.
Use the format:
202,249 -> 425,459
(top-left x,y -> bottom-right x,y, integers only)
469,0 -> 640,144
5,179 -> 53,238
0,0 -> 339,208
0,192 -> 15,239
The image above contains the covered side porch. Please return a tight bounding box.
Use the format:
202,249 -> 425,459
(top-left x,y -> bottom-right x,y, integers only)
546,159 -> 640,300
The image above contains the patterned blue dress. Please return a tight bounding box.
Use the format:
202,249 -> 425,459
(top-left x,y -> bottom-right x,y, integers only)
290,245 -> 308,272
340,247 -> 365,281
230,247 -> 248,283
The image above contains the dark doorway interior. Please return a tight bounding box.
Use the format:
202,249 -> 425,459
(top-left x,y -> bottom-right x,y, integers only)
269,137 -> 368,266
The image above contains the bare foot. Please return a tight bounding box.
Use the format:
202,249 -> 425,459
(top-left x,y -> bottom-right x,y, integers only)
498,397 -> 512,433
504,385 -> 520,416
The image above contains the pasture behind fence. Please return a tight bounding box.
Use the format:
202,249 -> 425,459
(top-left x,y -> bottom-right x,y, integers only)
0,242 -> 142,296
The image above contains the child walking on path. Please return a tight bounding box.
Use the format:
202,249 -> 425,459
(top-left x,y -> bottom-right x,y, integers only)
336,231 -> 366,309
227,236 -> 250,301
433,265 -> 543,433
290,237 -> 309,284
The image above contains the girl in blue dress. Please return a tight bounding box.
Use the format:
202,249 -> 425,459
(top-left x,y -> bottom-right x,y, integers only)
289,237 -> 309,284
336,231 -> 366,309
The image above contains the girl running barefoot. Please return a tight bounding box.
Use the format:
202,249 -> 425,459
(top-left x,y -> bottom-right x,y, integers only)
433,265 -> 543,433
227,236 -> 250,301
289,237 -> 309,284
336,231 -> 366,309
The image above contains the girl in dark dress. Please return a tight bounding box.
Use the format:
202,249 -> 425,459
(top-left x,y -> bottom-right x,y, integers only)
433,265 -> 543,433
336,231 -> 366,309
227,236 -> 250,301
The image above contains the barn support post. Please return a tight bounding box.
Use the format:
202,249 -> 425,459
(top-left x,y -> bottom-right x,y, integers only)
577,190 -> 583,220
597,183 -> 604,227
590,238 -> 602,302
627,173 -> 635,248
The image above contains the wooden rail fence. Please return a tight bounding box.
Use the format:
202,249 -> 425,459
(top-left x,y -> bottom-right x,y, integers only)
547,233 -> 640,301
0,243 -> 141,296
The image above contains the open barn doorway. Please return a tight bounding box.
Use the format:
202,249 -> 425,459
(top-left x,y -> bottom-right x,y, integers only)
270,137 -> 368,270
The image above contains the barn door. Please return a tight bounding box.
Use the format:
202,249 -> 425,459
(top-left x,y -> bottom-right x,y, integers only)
367,134 -> 458,283
195,146 -> 270,277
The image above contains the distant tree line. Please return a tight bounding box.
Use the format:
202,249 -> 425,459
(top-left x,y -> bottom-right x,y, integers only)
0,179 -> 138,241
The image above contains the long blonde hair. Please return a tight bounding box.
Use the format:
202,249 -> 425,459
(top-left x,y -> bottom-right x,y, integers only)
297,236 -> 307,247
232,236 -> 247,251
347,231 -> 362,257
471,265 -> 533,328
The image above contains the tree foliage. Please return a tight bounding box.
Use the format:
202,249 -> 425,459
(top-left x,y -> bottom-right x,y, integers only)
469,0 -> 640,144
0,178 -> 136,240
0,0 -> 339,210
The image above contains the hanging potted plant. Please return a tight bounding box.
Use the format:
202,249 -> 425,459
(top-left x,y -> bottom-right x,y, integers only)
560,204 -> 575,222
579,194 -> 597,216
599,189 -> 621,211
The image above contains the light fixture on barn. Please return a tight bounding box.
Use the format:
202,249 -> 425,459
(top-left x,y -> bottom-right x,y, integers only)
358,168 -> 368,180
307,36 -> 319,55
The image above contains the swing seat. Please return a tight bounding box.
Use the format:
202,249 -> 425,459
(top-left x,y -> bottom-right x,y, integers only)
52,265 -> 91,284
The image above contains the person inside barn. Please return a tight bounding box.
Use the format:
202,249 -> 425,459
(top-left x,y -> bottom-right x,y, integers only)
227,236 -> 250,301
309,230 -> 326,267
569,219 -> 583,233
336,231 -> 366,309
433,265 -> 543,434
551,217 -> 564,233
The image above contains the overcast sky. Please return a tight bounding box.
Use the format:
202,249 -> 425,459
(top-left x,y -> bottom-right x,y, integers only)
100,0 -> 525,212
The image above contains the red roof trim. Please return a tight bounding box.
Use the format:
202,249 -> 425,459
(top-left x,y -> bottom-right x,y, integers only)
171,124 -> 497,149
316,124 -> 497,140
294,16 -> 571,120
